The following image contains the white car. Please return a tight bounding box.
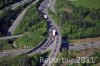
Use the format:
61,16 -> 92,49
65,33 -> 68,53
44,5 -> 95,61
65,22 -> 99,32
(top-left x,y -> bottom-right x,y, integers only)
44,14 -> 48,19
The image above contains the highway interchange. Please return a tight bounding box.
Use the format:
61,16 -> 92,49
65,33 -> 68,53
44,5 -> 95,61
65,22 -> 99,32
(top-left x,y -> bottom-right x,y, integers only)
0,1 -> 62,66
0,0 -> 100,66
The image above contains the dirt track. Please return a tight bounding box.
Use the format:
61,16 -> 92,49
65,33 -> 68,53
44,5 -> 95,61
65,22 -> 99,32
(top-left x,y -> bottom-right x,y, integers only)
70,37 -> 100,44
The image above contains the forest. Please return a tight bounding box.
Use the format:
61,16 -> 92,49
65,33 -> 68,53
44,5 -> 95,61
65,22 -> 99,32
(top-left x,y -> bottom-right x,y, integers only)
48,0 -> 100,41
0,51 -> 49,66
0,0 -> 23,10
0,1 -> 30,37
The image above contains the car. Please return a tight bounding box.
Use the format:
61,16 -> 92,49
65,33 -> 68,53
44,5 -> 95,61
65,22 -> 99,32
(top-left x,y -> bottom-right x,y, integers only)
51,40 -> 53,43
47,20 -> 52,22
49,42 -> 52,44
41,47 -> 43,49
57,37 -> 59,40
46,42 -> 48,44
47,44 -> 50,46
56,41 -> 58,43
56,31 -> 59,35
91,42 -> 94,44
51,54 -> 54,57
44,45 -> 46,47
70,44 -> 74,46
54,49 -> 56,52
49,21 -> 52,24
50,38 -> 52,41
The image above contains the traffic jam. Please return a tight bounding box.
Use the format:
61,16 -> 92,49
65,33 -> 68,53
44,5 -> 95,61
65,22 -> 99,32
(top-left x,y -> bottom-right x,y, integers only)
37,0 -> 60,54
37,0 -> 62,66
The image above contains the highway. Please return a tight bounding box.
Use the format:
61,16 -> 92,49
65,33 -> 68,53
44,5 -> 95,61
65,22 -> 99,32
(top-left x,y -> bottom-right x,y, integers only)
0,0 -> 54,58
0,1 -> 100,66
0,0 -> 62,61
38,0 -> 62,66
38,0 -> 100,66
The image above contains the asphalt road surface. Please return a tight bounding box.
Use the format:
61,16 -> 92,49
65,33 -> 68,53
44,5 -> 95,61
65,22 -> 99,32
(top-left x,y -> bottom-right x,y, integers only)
0,1 -> 100,66
39,0 -> 62,66
0,0 -> 57,58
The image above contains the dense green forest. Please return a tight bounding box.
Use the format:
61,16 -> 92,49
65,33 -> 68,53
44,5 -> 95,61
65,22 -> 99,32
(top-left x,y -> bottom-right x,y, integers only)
14,3 -> 47,48
0,0 -> 23,10
0,51 -> 49,66
0,2 -> 30,36
0,40 -> 14,51
48,0 -> 100,41
0,1 -> 36,50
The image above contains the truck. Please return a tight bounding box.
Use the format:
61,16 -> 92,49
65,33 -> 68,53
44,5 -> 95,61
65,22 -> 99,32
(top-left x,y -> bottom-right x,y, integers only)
52,29 -> 56,38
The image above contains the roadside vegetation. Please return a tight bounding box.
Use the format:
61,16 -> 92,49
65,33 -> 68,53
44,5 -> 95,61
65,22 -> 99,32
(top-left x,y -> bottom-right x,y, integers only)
14,3 -> 47,48
52,48 -> 100,66
0,40 -> 14,51
0,0 -> 22,10
0,2 -> 32,50
68,51 -> 100,66
49,0 -> 100,65
0,51 -> 49,66
0,0 -> 46,50
48,0 -> 100,41
52,48 -> 68,66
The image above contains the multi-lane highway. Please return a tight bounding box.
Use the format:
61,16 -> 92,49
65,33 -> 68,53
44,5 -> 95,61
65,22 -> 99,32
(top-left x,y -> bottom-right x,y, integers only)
38,0 -> 62,66
0,0 -> 59,58
0,0 -> 62,62
0,0 -> 100,66
26,0 -> 61,55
